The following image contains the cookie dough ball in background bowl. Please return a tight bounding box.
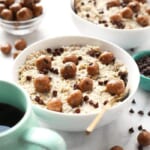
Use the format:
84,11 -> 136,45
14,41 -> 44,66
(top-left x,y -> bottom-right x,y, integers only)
71,0 -> 150,49
0,0 -> 44,35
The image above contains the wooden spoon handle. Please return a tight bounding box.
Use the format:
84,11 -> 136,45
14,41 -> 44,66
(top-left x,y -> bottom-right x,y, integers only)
86,103 -> 111,134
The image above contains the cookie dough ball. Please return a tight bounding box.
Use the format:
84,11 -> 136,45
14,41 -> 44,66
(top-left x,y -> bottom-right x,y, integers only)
14,38 -> 27,50
106,0 -> 120,9
47,98 -> 63,112
33,4 -> 43,17
79,77 -> 93,92
67,90 -> 83,107
137,130 -> 150,146
16,7 -> 33,21
110,14 -> 122,25
60,62 -> 77,79
136,15 -> 149,27
36,55 -> 52,72
63,54 -> 78,65
99,51 -> 115,65
87,62 -> 99,76
110,146 -> 124,150
9,3 -> 22,14
34,74 -> 51,93
0,8 -> 13,20
106,79 -> 125,95
0,43 -> 12,55
128,1 -> 140,13
121,7 -> 133,19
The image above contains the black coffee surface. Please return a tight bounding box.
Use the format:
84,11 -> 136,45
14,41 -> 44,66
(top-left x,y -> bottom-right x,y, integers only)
0,102 -> 24,132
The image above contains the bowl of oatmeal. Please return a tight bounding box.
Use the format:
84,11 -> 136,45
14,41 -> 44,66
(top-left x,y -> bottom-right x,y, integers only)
71,0 -> 150,49
13,36 -> 140,131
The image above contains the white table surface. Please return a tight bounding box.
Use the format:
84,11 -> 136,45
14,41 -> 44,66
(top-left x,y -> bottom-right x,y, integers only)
0,0 -> 150,150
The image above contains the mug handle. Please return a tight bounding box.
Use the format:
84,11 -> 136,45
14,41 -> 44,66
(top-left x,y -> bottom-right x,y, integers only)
22,127 -> 66,150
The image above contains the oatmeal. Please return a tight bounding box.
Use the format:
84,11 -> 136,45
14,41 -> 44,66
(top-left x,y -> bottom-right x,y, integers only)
18,45 -> 128,114
74,0 -> 150,29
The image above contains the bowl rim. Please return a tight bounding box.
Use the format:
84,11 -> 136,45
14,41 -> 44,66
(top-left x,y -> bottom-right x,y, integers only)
13,35 -> 140,117
133,50 -> 150,80
0,13 -> 44,24
70,0 -> 150,32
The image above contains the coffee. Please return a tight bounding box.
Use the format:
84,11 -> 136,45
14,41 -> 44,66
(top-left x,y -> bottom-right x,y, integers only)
0,103 -> 24,132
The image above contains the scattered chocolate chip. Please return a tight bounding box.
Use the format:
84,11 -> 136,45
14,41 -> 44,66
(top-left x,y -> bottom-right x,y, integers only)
73,83 -> 79,90
138,110 -> 144,116
132,99 -> 136,104
52,90 -> 57,97
87,49 -> 101,58
137,145 -> 143,150
34,96 -> 44,105
129,108 -> 135,113
46,48 -> 52,53
78,56 -> 82,61
103,100 -> 108,105
26,75 -> 32,81
98,80 -> 104,85
49,67 -> 59,74
74,108 -> 80,113
93,102 -> 99,108
89,100 -> 94,106
86,13 -> 90,18
129,48 -> 135,52
83,95 -> 89,102
129,127 -> 134,134
138,125 -> 143,131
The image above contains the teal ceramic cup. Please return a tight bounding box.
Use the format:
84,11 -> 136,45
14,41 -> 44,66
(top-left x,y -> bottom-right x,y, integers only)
0,80 -> 66,150
133,50 -> 150,91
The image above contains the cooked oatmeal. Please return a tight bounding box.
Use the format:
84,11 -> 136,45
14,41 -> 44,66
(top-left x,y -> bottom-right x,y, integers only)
74,0 -> 150,29
18,45 -> 128,114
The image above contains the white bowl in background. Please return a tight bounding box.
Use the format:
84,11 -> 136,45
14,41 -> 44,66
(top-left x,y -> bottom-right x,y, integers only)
70,0 -> 150,49
13,36 -> 140,131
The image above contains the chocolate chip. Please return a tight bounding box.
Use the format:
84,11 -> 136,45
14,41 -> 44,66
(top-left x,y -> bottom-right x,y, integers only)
83,95 -> 89,102
138,125 -> 143,131
73,83 -> 79,90
89,100 -> 94,106
78,56 -> 82,61
138,110 -> 144,116
74,108 -> 80,113
132,99 -> 136,104
34,96 -> 44,105
46,48 -> 52,53
137,145 -> 143,150
26,75 -> 32,81
147,111 -> 150,116
129,108 -> 134,113
93,102 -> 99,108
103,100 -> 108,105
52,90 -> 57,97
129,127 -> 134,134
86,13 -> 90,18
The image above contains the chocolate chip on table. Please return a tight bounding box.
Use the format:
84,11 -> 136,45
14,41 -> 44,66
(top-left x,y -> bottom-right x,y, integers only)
129,108 -> 135,113
138,110 -> 144,116
138,125 -> 143,131
148,111 -> 150,116
129,127 -> 134,134
132,99 -> 136,104
137,145 -> 143,150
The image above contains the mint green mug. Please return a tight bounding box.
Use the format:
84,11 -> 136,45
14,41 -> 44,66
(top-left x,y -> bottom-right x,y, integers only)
0,80 -> 66,150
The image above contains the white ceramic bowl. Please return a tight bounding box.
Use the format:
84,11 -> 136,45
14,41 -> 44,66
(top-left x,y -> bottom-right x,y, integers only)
70,0 -> 150,49
13,36 -> 140,131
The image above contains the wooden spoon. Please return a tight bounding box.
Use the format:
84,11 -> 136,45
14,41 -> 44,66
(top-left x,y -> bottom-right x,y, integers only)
86,88 -> 129,134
